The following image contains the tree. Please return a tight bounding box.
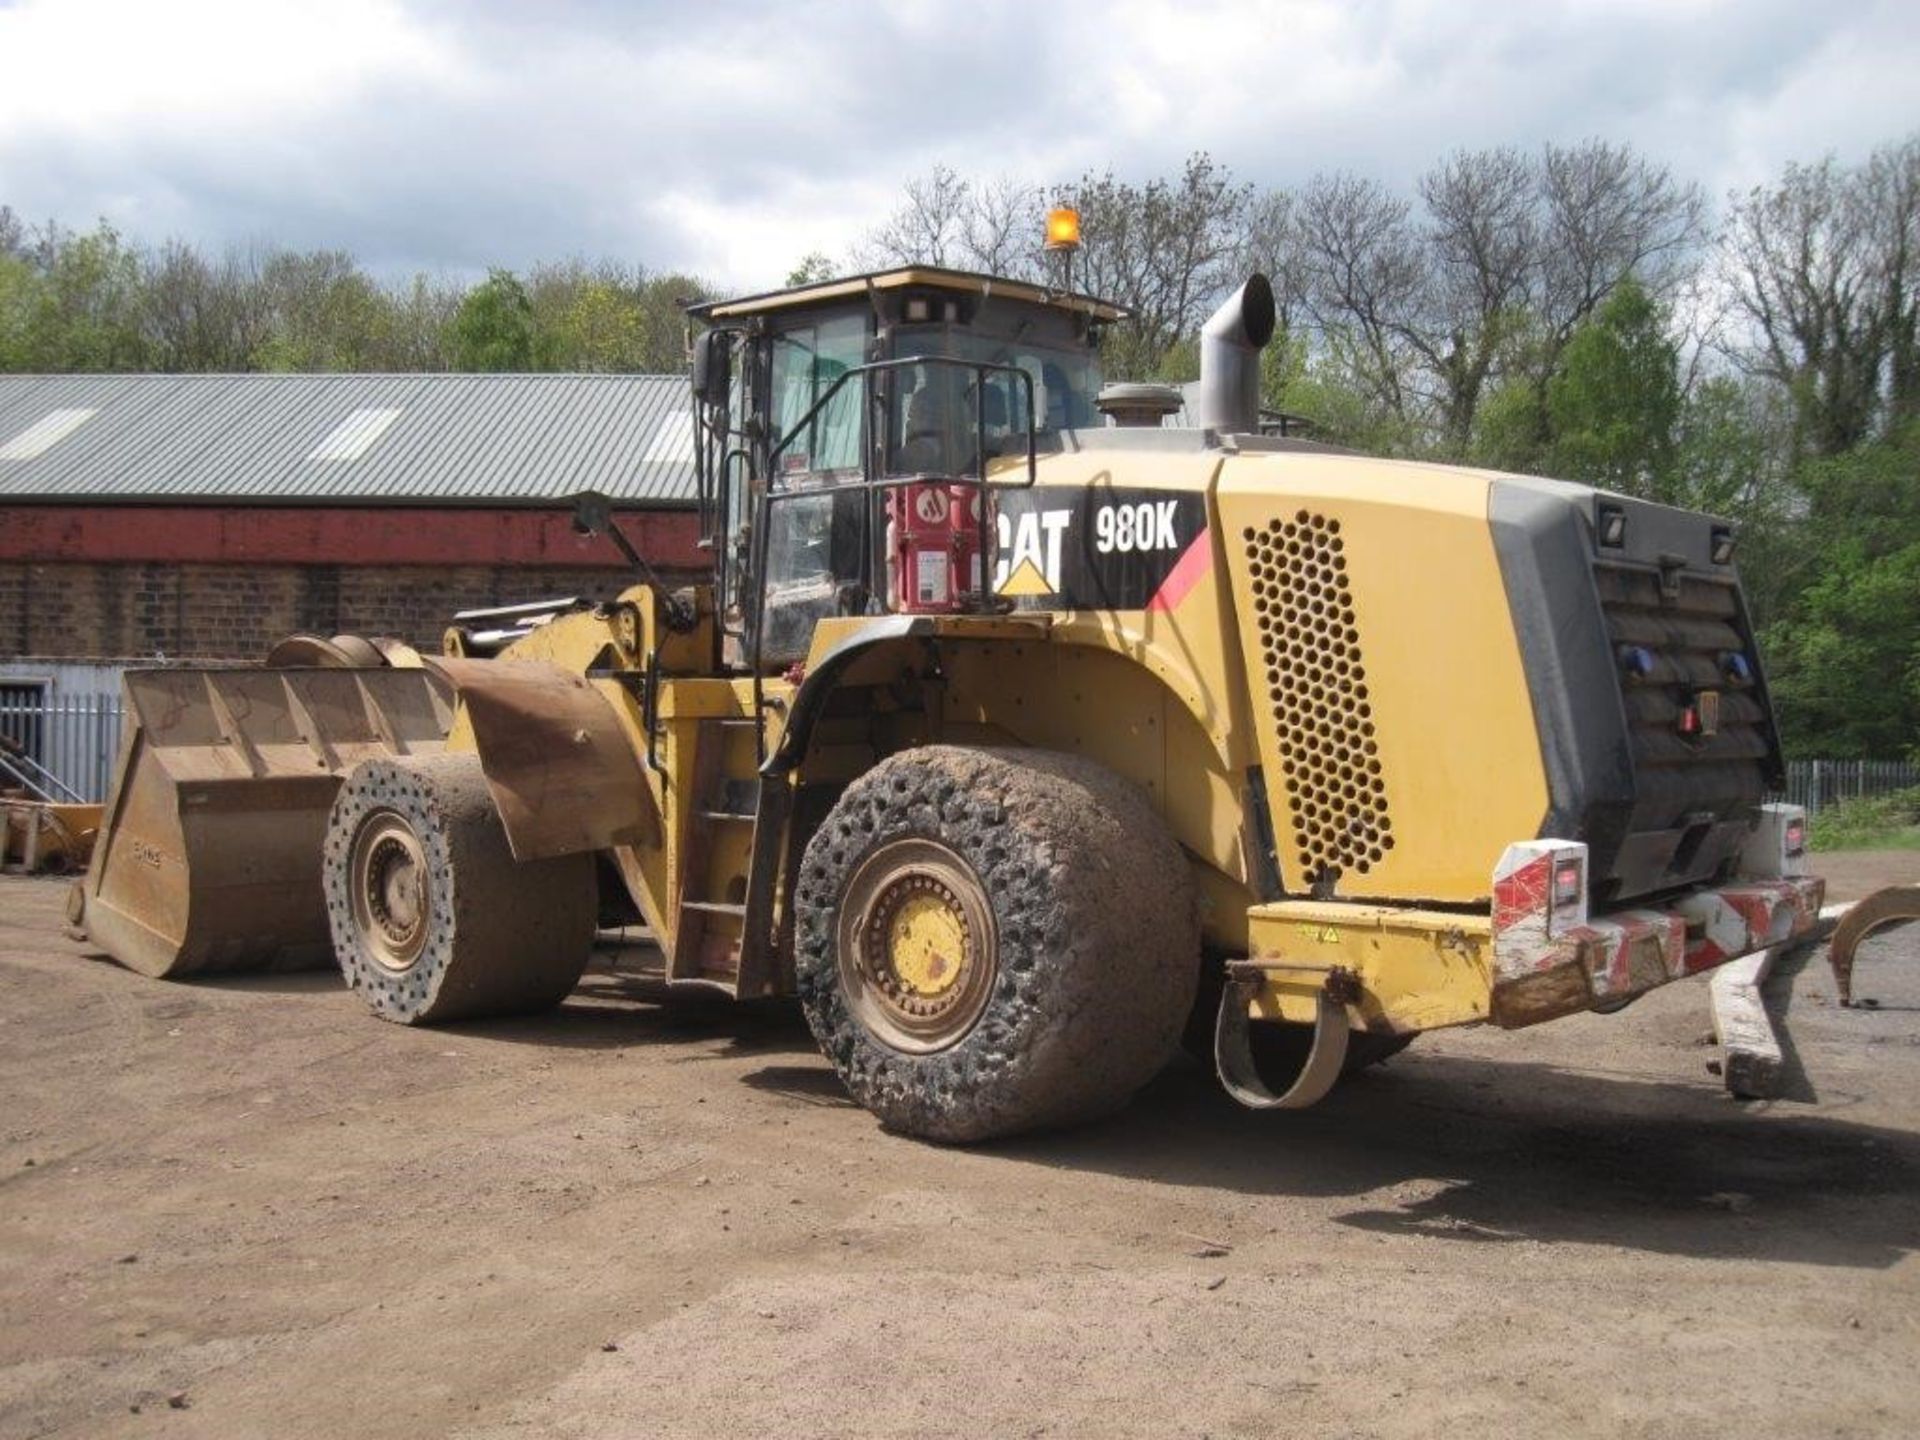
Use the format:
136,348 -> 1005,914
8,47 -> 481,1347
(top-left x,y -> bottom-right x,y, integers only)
1538,139 -> 1706,344
1410,146 -> 1540,451
449,269 -> 539,371
1724,136 -> 1920,457
863,164 -> 972,269
1544,278 -> 1680,497
14,220 -> 149,370
1765,538 -> 1920,757
254,249 -> 400,371
140,241 -> 270,371
1290,171 -> 1424,437
382,273 -> 462,372
1059,152 -> 1252,377
859,166 -> 1045,282
962,174 -> 1043,279
786,252 -> 837,287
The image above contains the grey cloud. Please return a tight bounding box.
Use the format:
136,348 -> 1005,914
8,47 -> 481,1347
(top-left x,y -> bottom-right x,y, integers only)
1,0 -> 1915,288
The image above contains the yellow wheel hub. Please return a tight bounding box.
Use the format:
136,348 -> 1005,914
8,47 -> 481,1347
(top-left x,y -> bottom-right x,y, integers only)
887,892 -> 968,997
837,839 -> 999,1054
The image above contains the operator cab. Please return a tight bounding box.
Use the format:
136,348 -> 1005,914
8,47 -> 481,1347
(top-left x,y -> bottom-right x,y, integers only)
686,268 -> 1124,669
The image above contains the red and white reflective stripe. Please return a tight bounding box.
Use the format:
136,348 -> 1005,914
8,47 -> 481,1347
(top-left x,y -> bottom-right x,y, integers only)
1491,840 -> 1588,981
1577,909 -> 1686,998
1675,879 -> 1821,973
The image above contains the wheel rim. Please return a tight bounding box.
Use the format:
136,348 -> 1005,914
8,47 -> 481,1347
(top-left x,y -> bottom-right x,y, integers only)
348,811 -> 431,973
837,838 -> 997,1054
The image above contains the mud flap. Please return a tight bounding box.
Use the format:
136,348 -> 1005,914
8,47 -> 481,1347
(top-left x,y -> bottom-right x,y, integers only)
1213,969 -> 1351,1110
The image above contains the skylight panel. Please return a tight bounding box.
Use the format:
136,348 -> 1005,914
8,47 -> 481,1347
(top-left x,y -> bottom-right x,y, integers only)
643,413 -> 695,464
308,407 -> 402,461
0,408 -> 98,460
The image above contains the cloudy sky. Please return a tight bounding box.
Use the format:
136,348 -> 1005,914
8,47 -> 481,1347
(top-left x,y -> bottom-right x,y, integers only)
1,0 -> 1916,290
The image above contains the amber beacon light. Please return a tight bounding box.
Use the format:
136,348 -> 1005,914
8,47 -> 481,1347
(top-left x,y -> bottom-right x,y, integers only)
1044,207 -> 1081,251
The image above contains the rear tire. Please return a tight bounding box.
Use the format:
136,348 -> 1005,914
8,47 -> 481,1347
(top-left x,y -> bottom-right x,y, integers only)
795,746 -> 1200,1142
323,754 -> 594,1024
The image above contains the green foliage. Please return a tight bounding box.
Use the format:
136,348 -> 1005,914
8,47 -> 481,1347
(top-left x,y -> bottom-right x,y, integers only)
1764,537 -> 1920,757
1543,279 -> 1680,497
253,250 -> 401,371
449,269 -> 539,371
0,253 -> 34,370
525,262 -> 709,373
1282,358 -> 1420,456
13,221 -> 150,370
1470,376 -> 1549,472
786,252 -> 837,287
0,209 -> 716,378
1808,787 -> 1920,851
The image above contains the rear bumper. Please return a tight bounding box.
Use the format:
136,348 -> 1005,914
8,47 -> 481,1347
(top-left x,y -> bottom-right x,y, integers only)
1490,860 -> 1824,1029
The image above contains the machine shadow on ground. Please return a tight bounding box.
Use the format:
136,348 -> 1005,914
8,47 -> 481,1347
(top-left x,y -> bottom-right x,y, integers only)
65,909 -> 1919,1275
973,1053 -> 1920,1271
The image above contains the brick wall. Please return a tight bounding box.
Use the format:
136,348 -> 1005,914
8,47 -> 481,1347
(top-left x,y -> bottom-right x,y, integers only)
0,560 -> 680,662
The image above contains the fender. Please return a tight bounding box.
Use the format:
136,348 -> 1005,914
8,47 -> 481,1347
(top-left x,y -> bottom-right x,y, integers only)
762,616 -> 937,778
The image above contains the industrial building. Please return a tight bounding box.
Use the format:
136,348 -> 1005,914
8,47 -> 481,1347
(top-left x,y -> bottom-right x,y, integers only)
0,372 -> 703,795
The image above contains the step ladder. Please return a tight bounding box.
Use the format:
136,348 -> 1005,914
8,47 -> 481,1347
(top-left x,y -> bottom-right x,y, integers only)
667,715 -> 788,997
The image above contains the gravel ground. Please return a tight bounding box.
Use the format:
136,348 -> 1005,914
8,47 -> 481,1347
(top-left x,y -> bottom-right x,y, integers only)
1,850 -> 1915,1440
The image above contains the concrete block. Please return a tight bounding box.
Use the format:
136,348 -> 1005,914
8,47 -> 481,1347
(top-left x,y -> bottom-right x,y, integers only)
1710,948 -> 1780,1099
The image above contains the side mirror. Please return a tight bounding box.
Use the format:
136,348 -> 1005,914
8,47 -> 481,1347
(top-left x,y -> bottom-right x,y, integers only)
690,330 -> 731,408
571,488 -> 614,537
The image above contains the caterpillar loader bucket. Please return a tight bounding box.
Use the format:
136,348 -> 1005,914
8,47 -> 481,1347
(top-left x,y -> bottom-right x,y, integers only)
68,666 -> 454,978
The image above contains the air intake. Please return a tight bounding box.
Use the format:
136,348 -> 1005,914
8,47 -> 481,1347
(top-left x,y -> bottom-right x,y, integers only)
1244,510 -> 1394,887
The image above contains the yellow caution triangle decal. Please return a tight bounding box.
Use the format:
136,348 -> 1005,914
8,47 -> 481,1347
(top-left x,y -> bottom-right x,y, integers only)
997,558 -> 1053,597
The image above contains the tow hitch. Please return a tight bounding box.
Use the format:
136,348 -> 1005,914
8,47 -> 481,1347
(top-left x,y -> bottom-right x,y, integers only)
1213,963 -> 1357,1110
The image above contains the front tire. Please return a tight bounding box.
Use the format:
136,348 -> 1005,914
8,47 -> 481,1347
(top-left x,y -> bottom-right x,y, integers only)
795,746 -> 1200,1142
323,754 -> 595,1024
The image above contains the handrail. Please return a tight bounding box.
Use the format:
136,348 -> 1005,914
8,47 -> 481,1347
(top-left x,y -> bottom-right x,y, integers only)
747,355 -> 1041,760
0,745 -> 84,804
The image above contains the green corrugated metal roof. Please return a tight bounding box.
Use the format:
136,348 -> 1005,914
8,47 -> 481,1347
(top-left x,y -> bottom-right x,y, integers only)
0,373 -> 695,506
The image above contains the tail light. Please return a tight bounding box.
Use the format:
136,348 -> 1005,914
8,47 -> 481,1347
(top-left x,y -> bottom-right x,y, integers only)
1738,804 -> 1809,879
1552,856 -> 1586,911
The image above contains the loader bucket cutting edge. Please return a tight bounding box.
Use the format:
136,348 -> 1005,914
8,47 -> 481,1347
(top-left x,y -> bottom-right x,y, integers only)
69,667 -> 454,979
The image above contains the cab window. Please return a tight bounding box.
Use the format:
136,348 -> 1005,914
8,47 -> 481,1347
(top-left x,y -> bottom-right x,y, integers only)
770,312 -> 867,473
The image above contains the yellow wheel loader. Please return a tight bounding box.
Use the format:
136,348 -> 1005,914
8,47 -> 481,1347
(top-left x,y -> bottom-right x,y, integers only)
69,265 -> 1824,1141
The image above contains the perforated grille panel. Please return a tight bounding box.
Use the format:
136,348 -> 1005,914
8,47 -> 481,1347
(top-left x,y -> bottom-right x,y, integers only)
1244,511 -> 1394,885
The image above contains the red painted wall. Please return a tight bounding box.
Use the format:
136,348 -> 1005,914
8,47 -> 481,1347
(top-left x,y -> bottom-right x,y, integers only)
0,504 -> 707,571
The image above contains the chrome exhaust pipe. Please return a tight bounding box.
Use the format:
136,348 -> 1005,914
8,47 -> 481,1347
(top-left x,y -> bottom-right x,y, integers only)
1196,274 -> 1276,434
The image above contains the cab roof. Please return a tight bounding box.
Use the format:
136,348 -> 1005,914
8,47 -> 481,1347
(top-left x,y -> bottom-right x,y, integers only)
687,266 -> 1129,325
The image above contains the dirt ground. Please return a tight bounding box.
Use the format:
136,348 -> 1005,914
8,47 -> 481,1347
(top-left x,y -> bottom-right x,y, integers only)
2,851 -> 1916,1440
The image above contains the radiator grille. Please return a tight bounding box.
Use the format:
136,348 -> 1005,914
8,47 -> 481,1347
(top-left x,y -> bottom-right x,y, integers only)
1594,562 -> 1771,829
1244,511 -> 1393,885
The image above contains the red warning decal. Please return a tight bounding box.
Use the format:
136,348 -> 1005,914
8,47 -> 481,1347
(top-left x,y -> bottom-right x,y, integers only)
1145,530 -> 1213,612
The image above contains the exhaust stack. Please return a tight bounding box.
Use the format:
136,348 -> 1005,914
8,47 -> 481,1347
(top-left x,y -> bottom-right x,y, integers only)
1196,274 -> 1276,434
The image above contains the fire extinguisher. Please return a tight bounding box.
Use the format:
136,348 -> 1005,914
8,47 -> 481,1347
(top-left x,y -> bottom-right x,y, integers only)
885,482 -> 994,614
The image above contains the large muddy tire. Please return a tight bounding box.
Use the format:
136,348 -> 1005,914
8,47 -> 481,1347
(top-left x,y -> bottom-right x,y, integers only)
323,754 -> 595,1024
795,746 -> 1200,1143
